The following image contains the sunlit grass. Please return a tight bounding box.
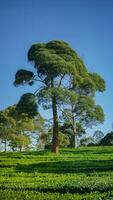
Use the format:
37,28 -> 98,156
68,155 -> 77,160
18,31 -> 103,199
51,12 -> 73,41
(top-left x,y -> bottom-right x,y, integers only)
0,146 -> 113,199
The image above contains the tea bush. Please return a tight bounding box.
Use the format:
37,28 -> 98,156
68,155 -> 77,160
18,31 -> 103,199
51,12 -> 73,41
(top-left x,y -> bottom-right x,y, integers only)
0,147 -> 113,199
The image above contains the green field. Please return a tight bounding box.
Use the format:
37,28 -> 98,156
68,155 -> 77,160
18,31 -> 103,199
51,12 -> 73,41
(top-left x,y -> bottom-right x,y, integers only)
0,147 -> 113,200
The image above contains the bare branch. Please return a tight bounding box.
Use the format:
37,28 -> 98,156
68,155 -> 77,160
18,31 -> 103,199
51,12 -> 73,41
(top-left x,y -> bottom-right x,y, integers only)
34,86 -> 44,95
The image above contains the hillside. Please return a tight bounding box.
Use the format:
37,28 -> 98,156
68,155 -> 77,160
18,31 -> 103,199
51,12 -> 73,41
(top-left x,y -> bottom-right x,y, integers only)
0,147 -> 113,199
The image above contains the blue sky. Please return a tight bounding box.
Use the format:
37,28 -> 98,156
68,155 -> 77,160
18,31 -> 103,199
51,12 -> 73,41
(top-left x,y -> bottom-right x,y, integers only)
0,0 -> 113,134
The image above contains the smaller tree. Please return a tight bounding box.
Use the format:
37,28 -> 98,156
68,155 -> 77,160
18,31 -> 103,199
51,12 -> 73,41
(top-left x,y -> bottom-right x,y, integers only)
0,111 -> 16,152
93,130 -> 104,144
0,104 -> 38,152
59,132 -> 70,147
37,131 -> 52,150
9,134 -> 30,152
62,95 -> 104,148
39,129 -> 70,149
99,132 -> 113,146
59,122 -> 85,147
80,136 -> 93,146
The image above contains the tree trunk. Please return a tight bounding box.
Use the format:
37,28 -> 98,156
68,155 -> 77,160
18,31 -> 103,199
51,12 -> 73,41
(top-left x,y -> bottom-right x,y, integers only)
20,146 -> 22,152
52,95 -> 59,153
4,139 -> 7,152
74,125 -> 77,148
72,120 -> 77,148
72,105 -> 77,148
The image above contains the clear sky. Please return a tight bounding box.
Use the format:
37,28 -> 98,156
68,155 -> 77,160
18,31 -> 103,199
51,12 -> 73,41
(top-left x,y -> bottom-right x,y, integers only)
0,0 -> 113,135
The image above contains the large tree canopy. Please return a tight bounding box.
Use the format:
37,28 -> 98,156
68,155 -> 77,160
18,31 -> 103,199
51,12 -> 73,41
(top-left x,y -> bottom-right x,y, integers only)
14,40 -> 105,153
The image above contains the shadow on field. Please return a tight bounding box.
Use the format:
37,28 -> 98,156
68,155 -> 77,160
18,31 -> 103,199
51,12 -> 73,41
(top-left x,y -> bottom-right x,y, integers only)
15,159 -> 113,174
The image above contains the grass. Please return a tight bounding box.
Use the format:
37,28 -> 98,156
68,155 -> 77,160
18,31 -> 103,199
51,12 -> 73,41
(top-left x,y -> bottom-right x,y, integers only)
0,146 -> 113,199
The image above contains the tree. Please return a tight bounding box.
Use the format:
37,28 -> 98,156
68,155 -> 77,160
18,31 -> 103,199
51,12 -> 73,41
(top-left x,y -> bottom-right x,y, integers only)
99,132 -> 113,146
16,98 -> 47,151
71,71 -> 105,147
8,105 -> 37,152
0,110 -> 16,152
41,130 -> 70,149
36,127 -> 52,150
58,132 -> 70,147
93,130 -> 104,144
0,105 -> 37,152
9,134 -> 30,152
59,121 -> 85,147
62,96 -> 105,147
14,40 -> 105,153
80,136 -> 93,146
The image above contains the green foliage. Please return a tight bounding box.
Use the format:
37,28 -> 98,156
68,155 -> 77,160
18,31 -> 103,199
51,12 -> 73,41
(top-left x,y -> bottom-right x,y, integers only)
9,134 -> 30,151
15,135 -> 30,149
38,87 -> 77,108
14,69 -> 34,86
39,131 -> 70,148
89,72 -> 106,92
0,110 -> 16,151
93,130 -> 104,143
58,132 -> 70,147
14,40 -> 92,108
59,122 -> 85,147
27,40 -> 79,78
74,96 -> 105,127
61,96 -> 104,129
80,136 -> 94,146
0,105 -> 39,151
94,105 -> 104,122
99,131 -> 113,146
17,93 -> 38,118
5,104 -> 36,133
14,40 -> 105,152
72,72 -> 105,96
38,131 -> 52,147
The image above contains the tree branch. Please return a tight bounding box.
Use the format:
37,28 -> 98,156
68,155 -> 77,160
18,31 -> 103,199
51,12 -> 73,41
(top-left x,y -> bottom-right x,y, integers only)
58,74 -> 65,87
34,86 -> 44,95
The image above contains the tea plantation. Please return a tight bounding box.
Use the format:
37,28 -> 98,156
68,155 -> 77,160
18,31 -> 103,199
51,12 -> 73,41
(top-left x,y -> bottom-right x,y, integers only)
0,147 -> 113,199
